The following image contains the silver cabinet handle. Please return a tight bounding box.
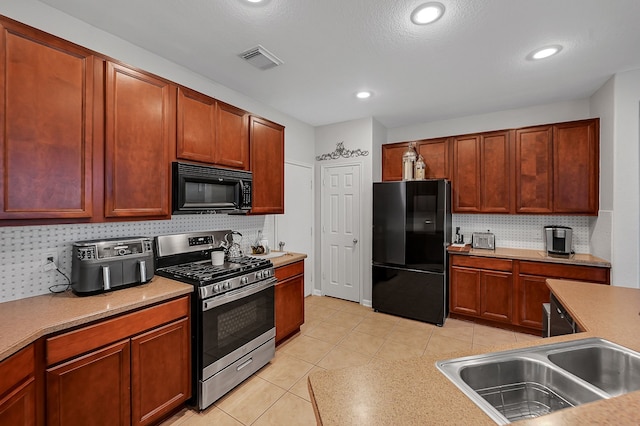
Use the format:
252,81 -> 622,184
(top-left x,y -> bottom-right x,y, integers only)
353,238 -> 358,244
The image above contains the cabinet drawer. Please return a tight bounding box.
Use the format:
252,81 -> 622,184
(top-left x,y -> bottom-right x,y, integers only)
275,261 -> 304,281
519,261 -> 610,284
0,344 -> 34,397
451,255 -> 512,272
46,296 -> 189,366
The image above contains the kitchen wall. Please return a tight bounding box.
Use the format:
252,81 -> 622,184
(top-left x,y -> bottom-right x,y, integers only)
1,0 -> 317,302
589,69 -> 640,288
314,118 -> 377,306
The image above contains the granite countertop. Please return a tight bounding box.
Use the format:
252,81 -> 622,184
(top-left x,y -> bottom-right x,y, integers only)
0,276 -> 193,362
308,280 -> 640,425
265,251 -> 307,268
448,245 -> 611,268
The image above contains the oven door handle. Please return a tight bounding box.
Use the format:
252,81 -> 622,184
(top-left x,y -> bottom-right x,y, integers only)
202,277 -> 276,311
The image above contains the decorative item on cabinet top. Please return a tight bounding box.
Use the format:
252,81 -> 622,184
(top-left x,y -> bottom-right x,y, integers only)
315,142 -> 369,161
402,142 -> 418,180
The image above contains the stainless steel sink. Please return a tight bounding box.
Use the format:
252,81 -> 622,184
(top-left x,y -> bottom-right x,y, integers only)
548,341 -> 640,396
437,338 -> 640,424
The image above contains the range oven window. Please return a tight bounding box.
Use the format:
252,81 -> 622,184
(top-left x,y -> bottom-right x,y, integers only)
201,285 -> 274,368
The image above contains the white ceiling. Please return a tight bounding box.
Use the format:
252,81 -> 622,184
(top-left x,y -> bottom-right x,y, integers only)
39,0 -> 640,128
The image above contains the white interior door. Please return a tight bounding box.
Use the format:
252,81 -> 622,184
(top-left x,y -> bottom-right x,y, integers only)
321,164 -> 361,302
275,161 -> 314,296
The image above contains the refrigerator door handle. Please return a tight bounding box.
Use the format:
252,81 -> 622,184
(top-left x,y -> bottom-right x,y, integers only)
353,238 -> 358,244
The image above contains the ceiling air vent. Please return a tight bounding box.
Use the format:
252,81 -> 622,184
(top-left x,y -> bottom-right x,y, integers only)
240,45 -> 283,70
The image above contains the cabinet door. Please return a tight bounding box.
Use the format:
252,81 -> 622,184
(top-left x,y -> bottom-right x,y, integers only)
0,344 -> 37,426
215,101 -> 249,170
46,340 -> 131,426
452,135 -> 481,212
480,271 -> 513,323
553,120 -> 599,214
275,274 -> 304,344
176,87 -> 216,164
250,116 -> 284,214
480,131 -> 512,213
381,142 -> 408,181
515,274 -> 549,330
131,318 -> 190,426
450,266 -> 481,316
0,20 -> 94,219
515,126 -> 553,213
417,138 -> 450,179
0,378 -> 36,426
104,61 -> 173,218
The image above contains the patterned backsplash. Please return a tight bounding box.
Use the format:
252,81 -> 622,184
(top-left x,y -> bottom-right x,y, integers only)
453,214 -> 590,252
0,215 -> 273,303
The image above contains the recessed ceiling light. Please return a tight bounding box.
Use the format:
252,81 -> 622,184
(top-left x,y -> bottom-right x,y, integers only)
411,2 -> 445,25
246,0 -> 263,3
529,45 -> 563,60
356,91 -> 372,99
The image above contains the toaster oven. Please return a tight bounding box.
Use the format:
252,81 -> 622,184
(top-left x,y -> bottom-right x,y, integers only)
71,237 -> 154,295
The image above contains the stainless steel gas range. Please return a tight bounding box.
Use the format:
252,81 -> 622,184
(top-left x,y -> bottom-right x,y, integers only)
155,230 -> 276,410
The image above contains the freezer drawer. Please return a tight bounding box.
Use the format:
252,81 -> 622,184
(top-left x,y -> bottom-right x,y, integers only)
372,264 -> 447,326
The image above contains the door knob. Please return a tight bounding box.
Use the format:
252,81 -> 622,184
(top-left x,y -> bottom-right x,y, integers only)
353,238 -> 358,244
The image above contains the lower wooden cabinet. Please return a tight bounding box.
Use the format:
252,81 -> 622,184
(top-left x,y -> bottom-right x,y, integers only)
450,256 -> 513,324
274,261 -> 305,344
513,261 -> 610,330
480,270 -> 513,323
0,344 -> 38,426
515,274 -> 550,329
46,340 -> 131,426
450,255 -> 610,332
131,319 -> 190,426
45,296 -> 190,426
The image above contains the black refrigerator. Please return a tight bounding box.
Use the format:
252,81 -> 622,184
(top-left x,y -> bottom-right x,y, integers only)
372,180 -> 451,326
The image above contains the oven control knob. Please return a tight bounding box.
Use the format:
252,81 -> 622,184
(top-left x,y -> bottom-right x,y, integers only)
223,282 -> 231,290
256,271 -> 263,279
264,269 -> 272,277
241,276 -> 249,285
213,284 -> 220,293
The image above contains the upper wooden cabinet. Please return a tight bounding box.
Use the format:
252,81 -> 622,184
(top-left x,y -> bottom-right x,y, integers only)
452,135 -> 481,212
386,118 -> 599,215
104,61 -> 174,219
514,125 -> 553,213
215,101 -> 249,169
452,131 -> 511,213
553,120 -> 599,214
250,116 -> 285,214
381,138 -> 450,181
417,138 -> 450,179
381,142 -> 407,181
176,87 -> 216,164
176,88 -> 249,170
0,20 -> 95,219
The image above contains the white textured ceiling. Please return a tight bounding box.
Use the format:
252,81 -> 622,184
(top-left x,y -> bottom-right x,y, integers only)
38,0 -> 640,128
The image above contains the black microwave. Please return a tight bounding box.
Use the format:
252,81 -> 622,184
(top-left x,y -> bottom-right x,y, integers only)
172,162 -> 252,214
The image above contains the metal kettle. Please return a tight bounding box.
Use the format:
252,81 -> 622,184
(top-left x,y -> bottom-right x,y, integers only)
223,231 -> 243,259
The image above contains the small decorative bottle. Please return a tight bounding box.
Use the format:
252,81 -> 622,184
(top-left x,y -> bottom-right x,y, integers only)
414,155 -> 426,180
402,143 -> 417,180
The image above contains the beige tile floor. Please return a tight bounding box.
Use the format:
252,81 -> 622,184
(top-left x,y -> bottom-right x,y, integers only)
161,295 -> 541,426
